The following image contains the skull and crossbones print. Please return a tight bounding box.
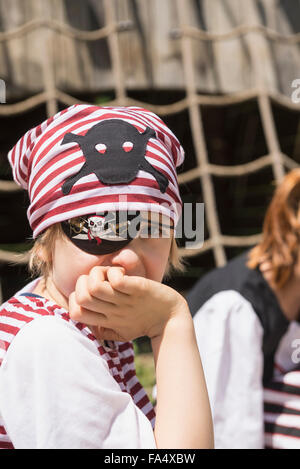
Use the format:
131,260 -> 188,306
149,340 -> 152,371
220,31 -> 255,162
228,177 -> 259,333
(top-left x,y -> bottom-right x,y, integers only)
87,216 -> 106,244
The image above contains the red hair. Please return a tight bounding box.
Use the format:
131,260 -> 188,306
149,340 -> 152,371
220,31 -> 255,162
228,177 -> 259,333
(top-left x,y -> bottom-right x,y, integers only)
248,169 -> 300,289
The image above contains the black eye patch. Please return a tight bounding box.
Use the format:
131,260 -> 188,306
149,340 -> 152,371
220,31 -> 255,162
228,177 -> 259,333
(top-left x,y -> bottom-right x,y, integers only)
61,211 -> 174,255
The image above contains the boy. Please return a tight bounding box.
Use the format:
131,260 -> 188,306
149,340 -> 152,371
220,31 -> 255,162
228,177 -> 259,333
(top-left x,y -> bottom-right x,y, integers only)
0,105 -> 213,449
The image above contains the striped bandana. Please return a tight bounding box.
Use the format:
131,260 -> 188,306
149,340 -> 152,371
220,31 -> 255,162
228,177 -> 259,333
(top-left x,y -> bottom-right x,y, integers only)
8,105 -> 184,238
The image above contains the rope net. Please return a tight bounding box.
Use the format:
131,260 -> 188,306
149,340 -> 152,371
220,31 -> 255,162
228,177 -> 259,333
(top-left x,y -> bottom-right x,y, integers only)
0,0 -> 300,300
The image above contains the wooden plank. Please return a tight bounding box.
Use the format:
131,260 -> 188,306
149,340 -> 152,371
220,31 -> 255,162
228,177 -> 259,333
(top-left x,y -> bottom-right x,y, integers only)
0,0 -> 299,96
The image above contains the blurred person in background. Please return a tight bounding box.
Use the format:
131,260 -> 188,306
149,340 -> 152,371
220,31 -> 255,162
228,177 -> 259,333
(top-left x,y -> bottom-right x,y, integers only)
187,169 -> 300,449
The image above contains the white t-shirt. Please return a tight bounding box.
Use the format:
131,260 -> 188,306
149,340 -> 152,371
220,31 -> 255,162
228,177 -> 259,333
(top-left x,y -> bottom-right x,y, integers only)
0,282 -> 156,449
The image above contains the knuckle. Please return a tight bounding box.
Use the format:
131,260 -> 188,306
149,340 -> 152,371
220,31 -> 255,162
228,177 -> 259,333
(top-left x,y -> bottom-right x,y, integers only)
75,291 -> 90,307
88,281 -> 97,297
89,267 -> 109,296
88,277 -> 101,297
90,265 -> 108,280
69,303 -> 83,321
75,275 -> 91,305
90,265 -> 101,278
75,274 -> 87,289
110,277 -> 122,291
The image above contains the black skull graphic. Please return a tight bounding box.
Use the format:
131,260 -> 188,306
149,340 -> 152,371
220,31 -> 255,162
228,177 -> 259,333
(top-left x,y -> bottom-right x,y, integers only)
61,119 -> 169,195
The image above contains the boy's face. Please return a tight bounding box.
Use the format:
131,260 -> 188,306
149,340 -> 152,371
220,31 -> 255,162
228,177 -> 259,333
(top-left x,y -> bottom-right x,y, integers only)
50,211 -> 173,300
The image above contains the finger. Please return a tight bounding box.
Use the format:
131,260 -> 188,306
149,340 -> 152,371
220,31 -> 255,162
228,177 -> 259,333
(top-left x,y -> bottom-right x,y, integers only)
76,294 -> 118,317
75,275 -> 116,312
89,265 -> 111,281
88,266 -> 130,304
107,267 -> 148,295
69,291 -> 109,325
75,274 -> 93,305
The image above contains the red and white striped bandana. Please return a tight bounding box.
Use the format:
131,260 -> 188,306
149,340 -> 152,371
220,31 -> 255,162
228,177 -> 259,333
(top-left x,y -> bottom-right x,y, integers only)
7,105 -> 184,238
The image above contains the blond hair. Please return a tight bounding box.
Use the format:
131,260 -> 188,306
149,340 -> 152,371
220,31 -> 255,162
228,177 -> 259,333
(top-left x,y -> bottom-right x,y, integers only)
28,221 -> 186,280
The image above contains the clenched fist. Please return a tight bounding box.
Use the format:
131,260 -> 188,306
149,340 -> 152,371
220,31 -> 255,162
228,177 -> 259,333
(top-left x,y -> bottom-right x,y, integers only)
68,265 -> 189,342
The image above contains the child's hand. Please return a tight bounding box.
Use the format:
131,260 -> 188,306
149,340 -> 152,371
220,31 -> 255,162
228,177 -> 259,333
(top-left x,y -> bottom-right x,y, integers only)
68,266 -> 189,342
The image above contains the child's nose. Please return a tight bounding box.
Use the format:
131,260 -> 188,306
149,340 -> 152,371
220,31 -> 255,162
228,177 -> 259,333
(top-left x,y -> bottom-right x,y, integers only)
110,243 -> 145,276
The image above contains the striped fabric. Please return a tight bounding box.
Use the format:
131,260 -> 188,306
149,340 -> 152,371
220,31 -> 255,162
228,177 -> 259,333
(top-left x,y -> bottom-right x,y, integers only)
264,364 -> 300,449
7,105 -> 184,238
0,294 -> 155,449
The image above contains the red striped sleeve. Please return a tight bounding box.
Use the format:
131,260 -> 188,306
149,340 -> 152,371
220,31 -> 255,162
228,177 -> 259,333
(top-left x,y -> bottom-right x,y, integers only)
0,309 -> 37,323
129,381 -> 143,396
0,442 -> 14,449
0,323 -> 20,336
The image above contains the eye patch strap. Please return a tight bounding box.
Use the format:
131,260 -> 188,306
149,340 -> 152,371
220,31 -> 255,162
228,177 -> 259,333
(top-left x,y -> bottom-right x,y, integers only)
138,216 -> 175,231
